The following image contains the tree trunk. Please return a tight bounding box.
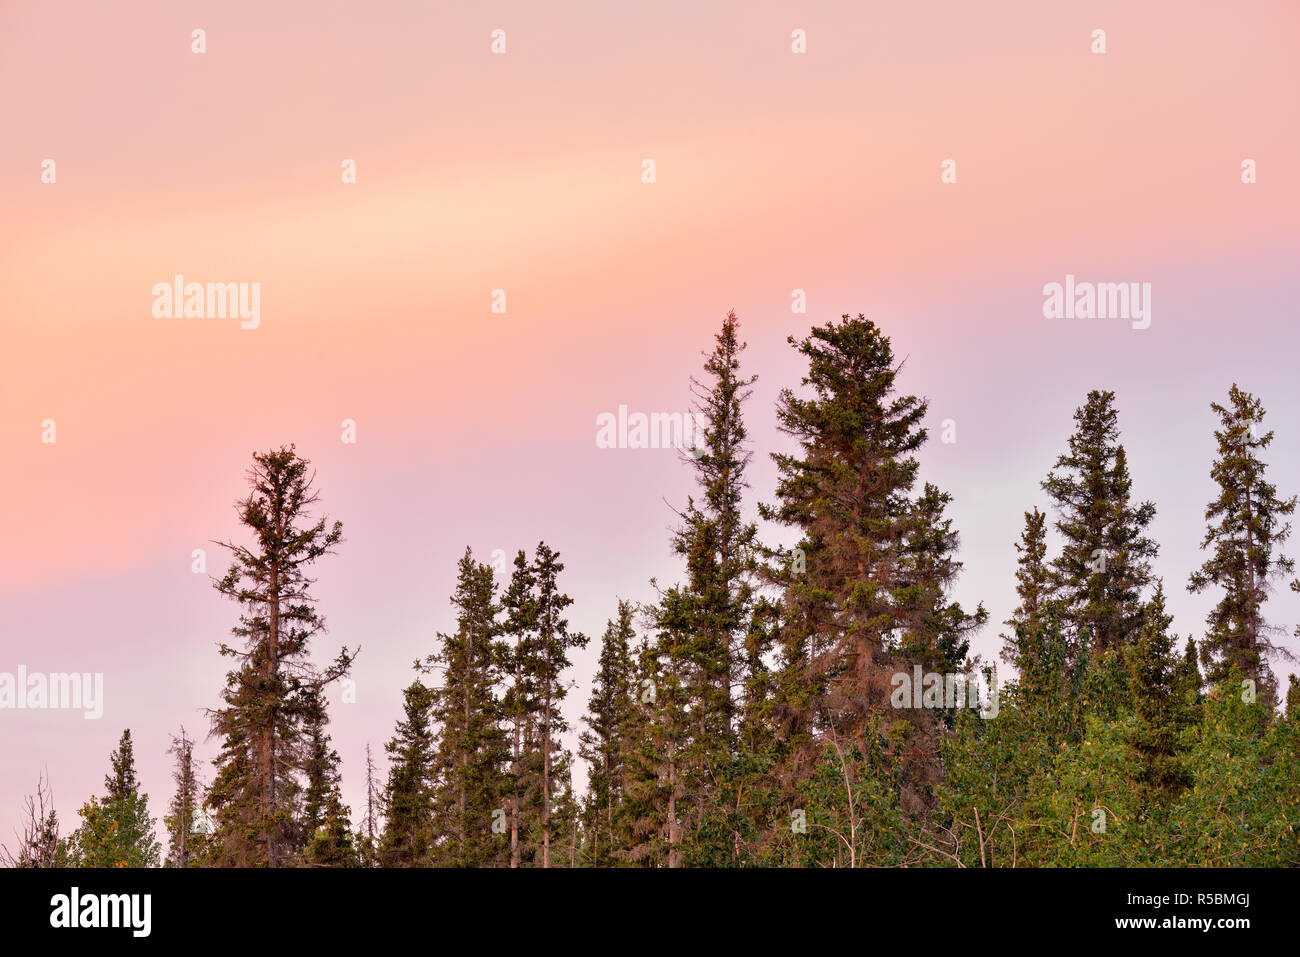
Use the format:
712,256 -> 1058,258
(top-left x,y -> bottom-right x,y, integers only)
460,624 -> 472,862
511,655 -> 521,868
265,551 -> 281,866
542,689 -> 551,868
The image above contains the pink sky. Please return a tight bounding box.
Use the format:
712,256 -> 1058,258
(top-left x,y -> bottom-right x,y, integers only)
2,0 -> 1298,849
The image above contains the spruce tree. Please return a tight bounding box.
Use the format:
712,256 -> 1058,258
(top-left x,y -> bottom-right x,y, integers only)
1125,582 -> 1192,803
545,747 -> 582,868
356,742 -> 381,867
67,730 -> 161,868
620,625 -> 684,867
380,681 -> 436,866
996,508 -> 1087,739
164,727 -> 204,867
524,543 -> 587,867
1001,508 -> 1050,667
579,601 -> 636,867
738,595 -> 779,753
206,445 -> 355,866
726,594 -> 784,864
759,314 -> 978,814
1175,637 -> 1203,708
760,315 -> 927,739
1012,609 -> 1078,746
662,310 -> 766,864
425,548 -> 510,866
1294,577 -> 1300,645
298,687 -> 348,861
673,310 -> 760,745
501,550 -> 539,867
1187,385 -> 1296,696
646,586 -> 703,867
897,482 -> 988,673
303,792 -> 358,867
1041,390 -> 1157,658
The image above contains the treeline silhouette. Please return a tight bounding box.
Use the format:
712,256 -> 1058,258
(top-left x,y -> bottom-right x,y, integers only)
7,311 -> 1299,868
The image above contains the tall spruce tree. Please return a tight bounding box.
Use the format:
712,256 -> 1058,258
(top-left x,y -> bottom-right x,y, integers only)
425,548 -> 510,866
759,314 -> 978,815
1041,391 -> 1157,659
501,549 -> 539,867
673,310 -> 760,745
206,445 -> 354,866
1187,385 -> 1296,696
666,310 -> 765,862
522,543 -> 588,867
760,315 -> 926,741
